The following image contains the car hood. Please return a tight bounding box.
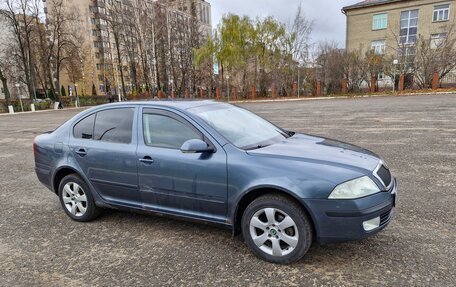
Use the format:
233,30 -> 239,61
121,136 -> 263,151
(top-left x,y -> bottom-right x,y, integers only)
246,133 -> 380,172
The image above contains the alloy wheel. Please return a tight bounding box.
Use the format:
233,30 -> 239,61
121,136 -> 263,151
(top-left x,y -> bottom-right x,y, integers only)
62,182 -> 88,217
249,207 -> 299,257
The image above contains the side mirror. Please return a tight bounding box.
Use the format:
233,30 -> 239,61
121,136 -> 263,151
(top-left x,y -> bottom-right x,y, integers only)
180,139 -> 214,154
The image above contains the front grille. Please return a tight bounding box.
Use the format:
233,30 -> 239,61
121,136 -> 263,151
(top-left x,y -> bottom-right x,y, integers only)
380,209 -> 393,228
376,164 -> 392,188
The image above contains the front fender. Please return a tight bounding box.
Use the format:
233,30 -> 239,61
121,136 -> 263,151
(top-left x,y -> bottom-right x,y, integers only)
227,176 -> 335,232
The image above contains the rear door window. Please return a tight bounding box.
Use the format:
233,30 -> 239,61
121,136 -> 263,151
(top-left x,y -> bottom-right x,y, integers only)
94,108 -> 135,144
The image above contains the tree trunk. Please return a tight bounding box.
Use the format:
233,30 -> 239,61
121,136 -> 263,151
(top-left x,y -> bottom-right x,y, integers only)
112,32 -> 126,99
0,67 -> 11,106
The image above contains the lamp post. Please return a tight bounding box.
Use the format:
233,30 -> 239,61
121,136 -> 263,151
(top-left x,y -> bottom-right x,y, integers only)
392,59 -> 399,92
226,75 -> 230,102
297,65 -> 300,98
15,83 -> 24,112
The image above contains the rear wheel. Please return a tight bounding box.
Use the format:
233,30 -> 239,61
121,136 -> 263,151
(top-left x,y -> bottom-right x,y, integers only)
58,174 -> 101,222
241,194 -> 313,264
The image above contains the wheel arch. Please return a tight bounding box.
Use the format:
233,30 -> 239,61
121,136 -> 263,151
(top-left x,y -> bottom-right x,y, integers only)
232,186 -> 317,239
52,166 -> 83,195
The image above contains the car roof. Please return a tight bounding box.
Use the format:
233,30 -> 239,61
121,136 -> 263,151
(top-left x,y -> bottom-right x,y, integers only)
99,100 -> 222,111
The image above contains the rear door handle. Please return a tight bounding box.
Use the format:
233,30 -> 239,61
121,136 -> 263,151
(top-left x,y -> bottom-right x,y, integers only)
139,156 -> 154,165
75,148 -> 87,157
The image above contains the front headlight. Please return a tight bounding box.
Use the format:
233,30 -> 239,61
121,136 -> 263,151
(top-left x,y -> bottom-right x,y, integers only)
328,176 -> 380,199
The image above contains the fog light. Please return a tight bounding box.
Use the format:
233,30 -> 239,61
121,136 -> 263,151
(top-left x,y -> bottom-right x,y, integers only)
363,216 -> 380,231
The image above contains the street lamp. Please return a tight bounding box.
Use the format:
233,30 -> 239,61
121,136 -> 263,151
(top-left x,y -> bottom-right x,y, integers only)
392,59 -> 399,93
15,83 -> 24,112
226,75 -> 230,102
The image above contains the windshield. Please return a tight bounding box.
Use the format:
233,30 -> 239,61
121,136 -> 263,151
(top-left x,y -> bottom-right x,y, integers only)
190,104 -> 289,150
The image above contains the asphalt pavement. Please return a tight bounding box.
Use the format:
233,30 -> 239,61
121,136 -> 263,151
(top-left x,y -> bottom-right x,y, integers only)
0,94 -> 455,286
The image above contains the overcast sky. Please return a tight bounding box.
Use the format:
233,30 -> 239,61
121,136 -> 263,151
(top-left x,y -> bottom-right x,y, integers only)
207,0 -> 358,48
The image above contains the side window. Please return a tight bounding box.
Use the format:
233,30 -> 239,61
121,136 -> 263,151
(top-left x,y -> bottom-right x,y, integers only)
94,108 -> 134,144
372,13 -> 387,30
73,114 -> 95,139
143,113 -> 201,149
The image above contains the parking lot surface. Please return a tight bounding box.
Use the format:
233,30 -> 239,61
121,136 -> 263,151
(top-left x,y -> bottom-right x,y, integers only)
0,94 -> 455,286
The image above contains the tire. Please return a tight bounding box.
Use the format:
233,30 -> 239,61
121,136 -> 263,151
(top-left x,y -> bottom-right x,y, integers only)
241,194 -> 313,264
58,174 -> 101,222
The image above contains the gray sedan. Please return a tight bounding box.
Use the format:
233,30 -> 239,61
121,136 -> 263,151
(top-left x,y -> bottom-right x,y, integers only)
34,101 -> 397,264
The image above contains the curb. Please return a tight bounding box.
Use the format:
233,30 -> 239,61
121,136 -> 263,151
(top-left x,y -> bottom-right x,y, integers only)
230,91 -> 456,104
0,106 -> 88,117
1,91 -> 454,115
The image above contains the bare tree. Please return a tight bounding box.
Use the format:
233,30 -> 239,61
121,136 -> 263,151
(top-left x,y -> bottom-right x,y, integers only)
364,50 -> 384,91
63,34 -> 86,94
45,0 -> 81,100
315,41 -> 346,94
1,0 -> 37,99
287,4 -> 313,65
30,0 -> 54,98
344,48 -> 367,92
414,23 -> 456,88
0,66 -> 12,106
106,0 -> 127,97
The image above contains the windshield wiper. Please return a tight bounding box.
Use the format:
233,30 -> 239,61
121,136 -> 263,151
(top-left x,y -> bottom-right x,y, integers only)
245,144 -> 271,150
282,130 -> 295,138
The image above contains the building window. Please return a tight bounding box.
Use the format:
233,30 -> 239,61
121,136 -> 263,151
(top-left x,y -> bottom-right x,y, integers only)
371,40 -> 386,54
400,10 -> 419,45
431,33 -> 448,49
206,6 -> 210,24
433,4 -> 450,22
373,13 -> 387,30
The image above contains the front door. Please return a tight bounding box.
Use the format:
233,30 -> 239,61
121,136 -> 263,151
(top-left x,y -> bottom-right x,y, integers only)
137,108 -> 227,222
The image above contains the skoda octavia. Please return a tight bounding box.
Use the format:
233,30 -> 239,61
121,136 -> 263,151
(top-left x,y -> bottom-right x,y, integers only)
34,101 -> 397,264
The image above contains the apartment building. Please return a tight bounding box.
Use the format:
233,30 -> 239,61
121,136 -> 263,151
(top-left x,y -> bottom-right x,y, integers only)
343,0 -> 455,54
43,0 -> 212,97
163,0 -> 212,35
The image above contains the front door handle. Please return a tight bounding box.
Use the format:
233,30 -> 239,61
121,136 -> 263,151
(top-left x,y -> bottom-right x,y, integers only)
139,156 -> 154,165
75,148 -> 87,157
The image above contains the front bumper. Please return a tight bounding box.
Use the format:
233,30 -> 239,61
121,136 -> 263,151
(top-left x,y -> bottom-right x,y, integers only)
306,178 -> 397,245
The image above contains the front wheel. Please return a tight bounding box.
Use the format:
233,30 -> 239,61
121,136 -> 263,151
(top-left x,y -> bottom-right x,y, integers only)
241,194 -> 313,264
58,174 -> 101,222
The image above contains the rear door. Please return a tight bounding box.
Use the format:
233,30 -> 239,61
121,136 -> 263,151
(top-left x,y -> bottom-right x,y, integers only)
69,106 -> 141,208
137,108 -> 228,222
